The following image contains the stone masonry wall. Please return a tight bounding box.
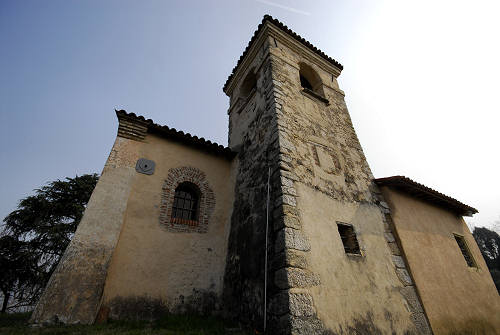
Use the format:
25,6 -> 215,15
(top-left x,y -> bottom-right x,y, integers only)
265,46 -> 328,335
223,40 -> 284,329
223,27 -> 431,333
224,32 -> 335,333
260,28 -> 430,334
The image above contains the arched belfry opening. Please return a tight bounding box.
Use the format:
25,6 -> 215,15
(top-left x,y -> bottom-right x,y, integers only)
239,69 -> 257,98
299,62 -> 324,97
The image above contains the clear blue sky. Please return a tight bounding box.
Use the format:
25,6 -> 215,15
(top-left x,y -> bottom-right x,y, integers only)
1,0 -> 499,231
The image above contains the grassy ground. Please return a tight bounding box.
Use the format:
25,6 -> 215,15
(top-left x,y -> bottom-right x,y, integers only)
0,312 -> 253,335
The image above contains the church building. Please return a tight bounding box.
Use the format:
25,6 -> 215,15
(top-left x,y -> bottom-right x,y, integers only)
31,16 -> 500,334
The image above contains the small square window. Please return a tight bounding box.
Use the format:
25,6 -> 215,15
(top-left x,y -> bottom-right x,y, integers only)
337,222 -> 361,255
454,234 -> 476,268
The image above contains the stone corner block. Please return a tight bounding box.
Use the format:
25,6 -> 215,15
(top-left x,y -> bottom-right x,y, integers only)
268,290 -> 316,318
384,232 -> 396,243
396,268 -> 413,286
410,312 -> 432,335
274,215 -> 301,231
286,249 -> 309,269
280,170 -> 298,182
383,222 -> 391,233
272,250 -> 309,270
281,185 -> 297,197
276,194 -> 297,207
275,267 -> 320,289
286,314 -> 325,335
275,228 -> 311,253
289,292 -> 315,317
388,242 -> 401,256
400,286 -> 423,313
272,204 -> 300,221
392,255 -> 406,269
280,175 -> 294,187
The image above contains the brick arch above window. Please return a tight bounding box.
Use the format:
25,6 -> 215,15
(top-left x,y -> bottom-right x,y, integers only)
160,166 -> 215,233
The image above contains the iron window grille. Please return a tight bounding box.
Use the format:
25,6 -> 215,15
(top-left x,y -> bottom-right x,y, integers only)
172,182 -> 200,225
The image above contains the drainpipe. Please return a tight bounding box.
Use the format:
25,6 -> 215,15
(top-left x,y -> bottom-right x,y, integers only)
264,165 -> 271,332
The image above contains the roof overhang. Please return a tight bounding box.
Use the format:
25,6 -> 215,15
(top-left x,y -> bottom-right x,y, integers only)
374,176 -> 478,217
115,110 -> 235,159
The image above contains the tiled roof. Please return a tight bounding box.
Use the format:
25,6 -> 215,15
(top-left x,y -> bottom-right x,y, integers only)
374,176 -> 478,216
223,15 -> 343,93
115,109 -> 235,159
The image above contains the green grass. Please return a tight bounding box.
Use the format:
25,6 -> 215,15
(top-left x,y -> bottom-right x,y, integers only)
0,312 -> 253,335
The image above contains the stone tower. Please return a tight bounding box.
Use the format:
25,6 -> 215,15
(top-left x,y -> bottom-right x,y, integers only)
223,16 -> 431,334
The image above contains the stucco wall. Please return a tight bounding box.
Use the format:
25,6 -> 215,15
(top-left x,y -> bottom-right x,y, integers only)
31,136 -> 142,324
297,184 -> 417,333
100,133 -> 236,319
381,186 -> 500,334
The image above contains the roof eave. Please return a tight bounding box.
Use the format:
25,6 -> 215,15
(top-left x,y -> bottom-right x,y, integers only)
374,176 -> 478,216
115,109 -> 236,159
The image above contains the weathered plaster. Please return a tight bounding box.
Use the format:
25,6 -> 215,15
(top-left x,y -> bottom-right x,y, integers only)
100,134 -> 236,320
381,187 -> 500,335
30,136 -> 141,324
297,184 -> 417,334
223,37 -> 280,328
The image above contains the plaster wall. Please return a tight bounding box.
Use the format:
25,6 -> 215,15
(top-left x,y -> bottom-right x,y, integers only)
228,38 -> 271,150
228,91 -> 258,149
297,183 -> 417,333
381,187 -> 500,334
31,136 -> 141,324
100,133 -> 236,319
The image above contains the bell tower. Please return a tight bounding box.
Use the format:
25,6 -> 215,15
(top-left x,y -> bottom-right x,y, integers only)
223,16 -> 431,334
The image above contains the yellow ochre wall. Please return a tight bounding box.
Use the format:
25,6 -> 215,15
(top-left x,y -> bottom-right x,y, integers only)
297,184 -> 417,334
100,133 -> 237,318
381,186 -> 500,335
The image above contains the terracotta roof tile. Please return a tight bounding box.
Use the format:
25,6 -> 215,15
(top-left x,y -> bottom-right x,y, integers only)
115,109 -> 235,159
374,176 -> 478,216
223,15 -> 343,93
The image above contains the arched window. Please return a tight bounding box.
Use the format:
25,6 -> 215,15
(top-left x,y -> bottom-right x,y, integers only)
172,182 -> 200,223
299,62 -> 324,97
240,69 -> 257,98
300,74 -> 313,90
160,166 -> 215,233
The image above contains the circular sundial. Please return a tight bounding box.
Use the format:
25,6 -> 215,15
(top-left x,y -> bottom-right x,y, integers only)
135,158 -> 155,175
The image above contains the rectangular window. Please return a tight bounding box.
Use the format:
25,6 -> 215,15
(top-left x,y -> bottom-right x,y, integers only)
337,222 -> 361,255
454,234 -> 476,267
